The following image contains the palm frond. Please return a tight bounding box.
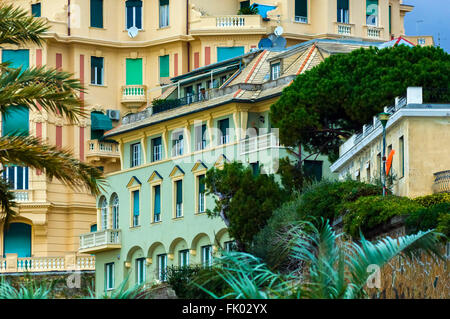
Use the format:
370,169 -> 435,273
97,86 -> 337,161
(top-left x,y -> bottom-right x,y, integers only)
0,135 -> 106,197
0,4 -> 49,46
0,64 -> 85,124
0,176 -> 17,227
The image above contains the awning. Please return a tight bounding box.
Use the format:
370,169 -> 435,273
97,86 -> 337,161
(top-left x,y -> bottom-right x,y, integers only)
252,3 -> 277,19
91,112 -> 113,131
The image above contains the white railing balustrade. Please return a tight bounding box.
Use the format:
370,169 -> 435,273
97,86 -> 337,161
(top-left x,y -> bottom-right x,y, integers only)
13,190 -> 30,202
216,16 -> 245,27
294,16 -> 308,23
367,27 -> 381,38
337,24 -> 351,35
87,140 -> 119,158
240,133 -> 280,155
79,229 -> 121,250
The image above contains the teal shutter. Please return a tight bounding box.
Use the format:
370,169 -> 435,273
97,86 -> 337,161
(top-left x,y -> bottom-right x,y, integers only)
389,5 -> 392,33
159,55 -> 170,78
304,160 -> 323,181
2,49 -> 29,74
216,47 -> 245,62
337,0 -> 349,10
176,180 -> 182,204
3,223 -> 32,257
31,3 -> 41,17
91,112 -> 112,131
2,106 -> 29,136
90,224 -> 97,232
295,0 -> 307,17
366,0 -> 378,15
199,175 -> 205,194
154,185 -> 161,215
126,58 -> 143,85
160,0 -> 169,5
90,0 -> 103,28
133,190 -> 139,216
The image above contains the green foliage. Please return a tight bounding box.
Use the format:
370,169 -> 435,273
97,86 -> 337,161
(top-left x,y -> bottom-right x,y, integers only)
413,193 -> 450,208
277,156 -> 306,194
93,275 -> 149,299
343,195 -> 423,238
270,45 -> 450,161
405,203 -> 450,238
205,161 -> 288,251
200,220 -> 444,299
0,277 -> 53,299
166,265 -> 231,299
237,6 -> 259,15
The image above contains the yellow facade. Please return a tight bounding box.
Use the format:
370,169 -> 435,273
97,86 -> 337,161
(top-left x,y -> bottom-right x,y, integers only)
0,0 -> 414,266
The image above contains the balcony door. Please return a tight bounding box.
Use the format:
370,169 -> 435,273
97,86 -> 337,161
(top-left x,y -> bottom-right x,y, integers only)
3,223 -> 31,257
126,58 -> 143,86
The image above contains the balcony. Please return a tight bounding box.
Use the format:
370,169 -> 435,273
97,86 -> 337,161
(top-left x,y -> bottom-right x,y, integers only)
240,133 -> 280,155
12,189 -> 33,202
0,254 -> 95,273
121,85 -> 147,109
336,23 -> 352,36
152,89 -> 216,115
86,139 -> 120,164
190,15 -> 267,35
433,170 -> 450,194
366,26 -> 383,39
79,229 -> 121,254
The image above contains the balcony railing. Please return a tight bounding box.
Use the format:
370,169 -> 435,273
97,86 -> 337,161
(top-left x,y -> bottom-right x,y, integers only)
0,254 -> 95,273
216,16 -> 245,27
86,139 -> 120,161
12,190 -> 32,202
79,229 -> 121,254
433,170 -> 450,194
240,133 -> 280,155
121,85 -> 147,108
337,23 -> 352,36
367,26 -> 382,39
294,16 -> 308,23
190,15 -> 265,35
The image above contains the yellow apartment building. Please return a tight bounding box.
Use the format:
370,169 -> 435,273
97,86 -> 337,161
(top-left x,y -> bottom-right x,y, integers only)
0,0 -> 416,272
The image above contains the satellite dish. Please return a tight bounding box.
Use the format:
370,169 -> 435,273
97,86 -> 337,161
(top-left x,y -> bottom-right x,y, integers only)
128,26 -> 139,38
273,36 -> 287,49
274,26 -> 284,37
258,38 -> 273,49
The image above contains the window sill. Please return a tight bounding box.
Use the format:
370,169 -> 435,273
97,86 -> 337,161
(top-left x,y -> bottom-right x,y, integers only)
130,225 -> 141,229
89,83 -> 108,88
89,26 -> 106,30
173,216 -> 184,220
158,25 -> 170,30
195,211 -> 207,216
123,29 -> 145,32
152,221 -> 162,225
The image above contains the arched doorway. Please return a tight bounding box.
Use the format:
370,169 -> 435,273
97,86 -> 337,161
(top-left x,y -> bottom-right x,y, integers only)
3,223 -> 31,257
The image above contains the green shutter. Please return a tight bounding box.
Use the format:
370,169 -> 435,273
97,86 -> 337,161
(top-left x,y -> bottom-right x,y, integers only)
154,185 -> 161,214
31,3 -> 41,17
199,175 -> 205,194
389,5 -> 392,33
176,180 -> 182,204
366,0 -> 378,16
159,55 -> 170,78
133,190 -> 139,216
295,0 -> 307,17
2,106 -> 29,136
126,58 -> 143,85
2,49 -> 29,72
90,0 -> 103,28
160,0 -> 169,5
91,112 -> 112,131
216,47 -> 245,62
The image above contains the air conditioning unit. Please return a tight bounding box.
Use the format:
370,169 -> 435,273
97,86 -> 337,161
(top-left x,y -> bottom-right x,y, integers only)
107,109 -> 120,121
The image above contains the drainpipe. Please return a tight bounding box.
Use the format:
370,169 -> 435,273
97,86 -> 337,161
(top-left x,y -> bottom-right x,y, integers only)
67,0 -> 71,36
186,0 -> 190,72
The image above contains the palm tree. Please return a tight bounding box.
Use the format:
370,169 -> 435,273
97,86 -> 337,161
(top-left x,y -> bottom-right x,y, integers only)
200,220 -> 445,299
0,4 -> 104,225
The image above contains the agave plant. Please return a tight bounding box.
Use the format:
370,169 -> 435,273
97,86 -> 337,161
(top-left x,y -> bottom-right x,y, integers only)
0,278 -> 52,299
89,274 -> 150,299
200,220 -> 445,299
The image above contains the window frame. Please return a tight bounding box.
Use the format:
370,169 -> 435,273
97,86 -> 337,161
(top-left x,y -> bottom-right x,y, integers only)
31,3 -> 41,17
173,178 -> 183,219
337,0 -> 349,24
179,249 -> 189,267
90,56 -> 104,86
158,254 -> 167,282
201,245 -> 213,268
125,0 -> 143,30
90,0 -> 104,28
271,62 -> 281,81
136,257 -> 146,285
159,0 -> 170,28
130,142 -> 142,167
105,262 -> 115,291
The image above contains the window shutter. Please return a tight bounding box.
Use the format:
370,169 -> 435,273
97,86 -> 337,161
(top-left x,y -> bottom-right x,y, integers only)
176,180 -> 182,204
304,160 -> 323,181
159,55 -> 170,78
366,0 -> 378,16
133,190 -> 139,216
295,0 -> 307,17
126,58 -> 143,85
2,106 -> 29,137
31,3 -> 41,17
126,0 -> 142,7
160,0 -> 169,6
199,175 -> 205,194
154,185 -> 161,214
338,0 -> 349,10
90,0 -> 103,28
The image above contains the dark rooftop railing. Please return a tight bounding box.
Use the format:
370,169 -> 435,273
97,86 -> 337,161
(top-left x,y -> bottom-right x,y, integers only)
152,89 -> 214,115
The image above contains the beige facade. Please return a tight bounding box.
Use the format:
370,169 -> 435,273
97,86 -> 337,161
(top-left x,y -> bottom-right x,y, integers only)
331,88 -> 450,198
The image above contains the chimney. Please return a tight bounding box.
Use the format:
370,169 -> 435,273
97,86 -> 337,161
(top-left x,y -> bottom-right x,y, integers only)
407,87 -> 423,104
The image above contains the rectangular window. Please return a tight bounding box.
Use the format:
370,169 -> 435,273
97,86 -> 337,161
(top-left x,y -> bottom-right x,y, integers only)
2,166 -> 29,190
152,137 -> 162,162
91,56 -> 104,85
126,0 -> 143,30
131,142 -> 141,167
366,162 -> 371,181
399,136 -> 404,178
366,0 -> 378,26
159,0 -> 169,28
198,174 -> 206,213
136,258 -> 146,285
201,245 -> 212,268
105,263 -> 114,290
218,118 -> 230,145
337,0 -> 349,24
90,0 -> 103,28
195,124 -> 207,151
179,249 -> 189,267
159,55 -> 170,78
295,0 -> 308,23
132,190 -> 140,227
271,62 -> 281,80
158,254 -> 167,282
2,105 -> 29,137
224,241 -> 236,252
154,185 -> 161,222
377,152 -> 382,177
216,47 -> 245,63
172,132 -> 184,156
175,180 -> 183,218
126,58 -> 143,85
304,160 -> 323,181
31,3 -> 41,17
251,162 -> 260,176
240,1 -> 250,9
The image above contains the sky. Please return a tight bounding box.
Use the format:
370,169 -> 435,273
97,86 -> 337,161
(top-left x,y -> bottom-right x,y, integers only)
403,0 -> 450,52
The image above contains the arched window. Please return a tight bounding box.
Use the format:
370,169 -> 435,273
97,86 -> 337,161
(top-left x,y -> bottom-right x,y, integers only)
111,194 -> 119,229
100,197 -> 108,230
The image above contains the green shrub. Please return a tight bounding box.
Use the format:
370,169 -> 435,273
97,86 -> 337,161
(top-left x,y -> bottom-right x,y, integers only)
436,212 -> 450,238
343,195 -> 423,238
406,202 -> 450,238
413,193 -> 450,208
